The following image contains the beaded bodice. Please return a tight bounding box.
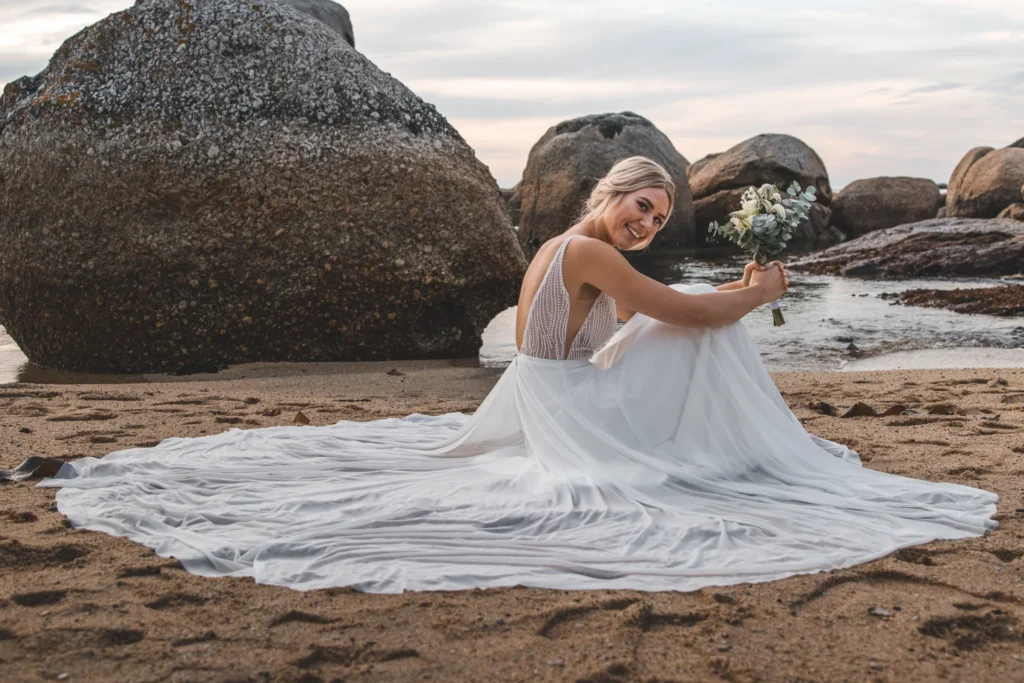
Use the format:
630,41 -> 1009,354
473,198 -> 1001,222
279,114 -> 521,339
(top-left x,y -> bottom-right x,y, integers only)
519,236 -> 616,361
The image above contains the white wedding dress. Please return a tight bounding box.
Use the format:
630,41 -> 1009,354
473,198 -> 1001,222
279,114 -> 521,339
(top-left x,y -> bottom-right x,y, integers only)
41,236 -> 998,593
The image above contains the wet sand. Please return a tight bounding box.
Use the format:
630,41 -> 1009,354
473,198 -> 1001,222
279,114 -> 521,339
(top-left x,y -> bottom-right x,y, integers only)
1,363 -> 1023,682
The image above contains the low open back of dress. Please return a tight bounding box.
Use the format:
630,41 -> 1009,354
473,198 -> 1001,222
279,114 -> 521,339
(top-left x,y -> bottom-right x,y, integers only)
519,236 -> 616,361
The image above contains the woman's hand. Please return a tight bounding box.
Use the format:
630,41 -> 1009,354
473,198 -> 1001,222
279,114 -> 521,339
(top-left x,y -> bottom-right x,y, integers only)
742,261 -> 765,287
749,262 -> 787,303
744,261 -> 790,292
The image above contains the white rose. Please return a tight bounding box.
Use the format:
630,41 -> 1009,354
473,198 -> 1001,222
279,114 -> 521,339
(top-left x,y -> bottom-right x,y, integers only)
772,204 -> 787,219
741,198 -> 760,214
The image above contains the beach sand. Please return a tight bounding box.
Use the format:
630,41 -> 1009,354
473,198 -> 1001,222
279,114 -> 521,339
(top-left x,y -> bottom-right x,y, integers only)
1,363 -> 1023,682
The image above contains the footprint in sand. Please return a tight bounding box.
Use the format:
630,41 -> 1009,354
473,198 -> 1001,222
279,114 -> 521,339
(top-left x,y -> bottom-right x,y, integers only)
0,541 -> 88,569
919,612 -> 1022,651
11,590 -> 67,607
117,565 -> 164,578
99,629 -> 145,647
144,593 -> 208,610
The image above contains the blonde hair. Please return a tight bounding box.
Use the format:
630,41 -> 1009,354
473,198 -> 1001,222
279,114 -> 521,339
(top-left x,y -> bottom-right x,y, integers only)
581,156 -> 676,251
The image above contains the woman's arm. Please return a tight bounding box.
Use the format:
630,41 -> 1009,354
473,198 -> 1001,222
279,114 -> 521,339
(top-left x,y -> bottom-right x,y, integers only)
569,238 -> 782,328
715,279 -> 747,291
716,262 -> 763,291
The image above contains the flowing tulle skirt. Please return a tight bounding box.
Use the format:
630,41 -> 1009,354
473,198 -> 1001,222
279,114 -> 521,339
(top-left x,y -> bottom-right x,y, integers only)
40,284 -> 998,593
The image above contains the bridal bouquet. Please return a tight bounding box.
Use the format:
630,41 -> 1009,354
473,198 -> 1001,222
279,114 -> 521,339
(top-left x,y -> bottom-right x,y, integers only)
708,181 -> 817,326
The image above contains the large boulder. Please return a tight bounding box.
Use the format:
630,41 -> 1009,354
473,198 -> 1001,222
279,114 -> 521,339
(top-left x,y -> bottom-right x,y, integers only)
947,146 -> 1024,218
790,218 -> 1024,279
831,177 -> 942,238
688,134 -> 837,249
0,0 -> 525,374
515,112 -> 695,249
280,0 -> 354,46
688,134 -> 833,204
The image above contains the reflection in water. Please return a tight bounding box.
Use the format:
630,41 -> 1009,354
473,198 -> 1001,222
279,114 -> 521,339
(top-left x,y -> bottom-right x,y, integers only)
3,253 -> 1023,384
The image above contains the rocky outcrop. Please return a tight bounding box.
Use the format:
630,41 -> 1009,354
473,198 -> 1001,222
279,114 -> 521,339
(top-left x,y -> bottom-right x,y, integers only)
889,285 -> 1023,317
514,112 -> 695,249
831,177 -> 942,238
280,0 -> 354,46
688,134 -> 839,249
790,218 -> 1024,279
997,203 -> 1024,221
947,146 -> 1024,218
0,0 -> 525,374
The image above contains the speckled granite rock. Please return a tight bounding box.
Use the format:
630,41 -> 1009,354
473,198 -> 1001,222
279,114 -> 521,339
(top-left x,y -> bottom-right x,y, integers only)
514,112 -> 696,249
946,146 -> 1024,218
0,0 -> 525,373
280,0 -> 354,46
790,218 -> 1024,278
831,177 -> 943,238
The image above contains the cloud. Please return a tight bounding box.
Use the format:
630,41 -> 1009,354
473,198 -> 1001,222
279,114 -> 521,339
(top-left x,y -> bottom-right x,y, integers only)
1,0 -> 1021,189
903,81 -> 963,96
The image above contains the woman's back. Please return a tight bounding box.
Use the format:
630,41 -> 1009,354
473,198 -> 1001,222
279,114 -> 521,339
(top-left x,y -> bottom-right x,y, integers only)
516,236 -> 615,360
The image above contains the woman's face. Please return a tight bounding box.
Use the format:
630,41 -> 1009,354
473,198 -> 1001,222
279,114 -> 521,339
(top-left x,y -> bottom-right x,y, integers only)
600,187 -> 671,251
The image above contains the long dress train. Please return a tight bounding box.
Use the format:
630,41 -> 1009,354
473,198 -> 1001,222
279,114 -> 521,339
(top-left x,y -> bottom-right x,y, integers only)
40,236 -> 997,593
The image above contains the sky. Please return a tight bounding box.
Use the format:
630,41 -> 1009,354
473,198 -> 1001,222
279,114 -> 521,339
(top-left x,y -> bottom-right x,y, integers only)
2,0 -> 1022,189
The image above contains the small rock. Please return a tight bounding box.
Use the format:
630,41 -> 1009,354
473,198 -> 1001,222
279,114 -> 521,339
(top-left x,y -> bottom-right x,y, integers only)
495,617 -> 504,625
842,402 -> 879,418
989,378 -> 1008,387
881,404 -> 908,416
56,674 -> 70,681
19,427 -> 32,433
926,403 -> 957,415
386,368 -> 405,376
869,660 -> 883,670
547,659 -> 564,667
293,411 -> 311,425
868,607 -> 890,618
243,397 -> 260,405
809,401 -> 838,416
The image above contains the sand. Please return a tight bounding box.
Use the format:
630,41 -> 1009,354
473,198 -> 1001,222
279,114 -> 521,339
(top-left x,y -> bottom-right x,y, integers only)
1,362 -> 1023,682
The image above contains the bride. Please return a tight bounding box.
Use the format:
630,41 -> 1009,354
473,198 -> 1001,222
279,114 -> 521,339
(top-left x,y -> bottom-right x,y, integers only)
41,157 -> 997,593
